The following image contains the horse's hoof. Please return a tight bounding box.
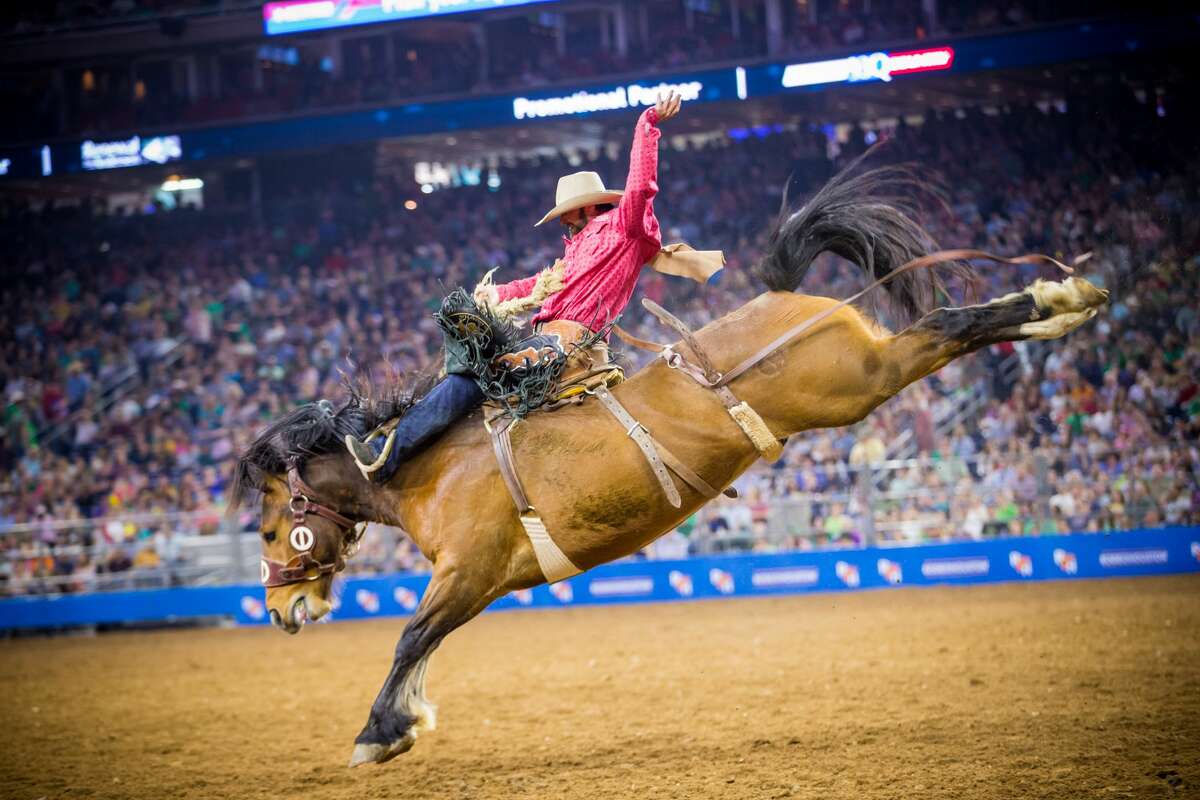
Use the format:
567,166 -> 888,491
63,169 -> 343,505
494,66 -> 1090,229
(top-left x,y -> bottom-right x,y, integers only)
1028,277 -> 1108,316
348,732 -> 416,767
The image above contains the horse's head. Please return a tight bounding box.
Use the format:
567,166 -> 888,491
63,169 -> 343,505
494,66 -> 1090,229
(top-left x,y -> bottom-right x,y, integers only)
256,463 -> 363,634
228,398 -> 396,635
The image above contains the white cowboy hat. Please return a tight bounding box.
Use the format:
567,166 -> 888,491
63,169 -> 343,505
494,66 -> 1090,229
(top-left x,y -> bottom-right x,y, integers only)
535,171 -> 623,227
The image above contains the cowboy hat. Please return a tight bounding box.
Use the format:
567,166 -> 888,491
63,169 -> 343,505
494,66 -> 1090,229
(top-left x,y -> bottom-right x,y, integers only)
535,171 -> 623,227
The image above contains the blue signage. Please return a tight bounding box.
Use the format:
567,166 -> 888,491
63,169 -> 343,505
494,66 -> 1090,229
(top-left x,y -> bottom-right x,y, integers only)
1,527 -> 1197,630
2,15 -> 1196,181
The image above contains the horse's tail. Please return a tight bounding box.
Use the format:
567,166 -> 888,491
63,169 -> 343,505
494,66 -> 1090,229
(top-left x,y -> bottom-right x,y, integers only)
754,149 -> 973,323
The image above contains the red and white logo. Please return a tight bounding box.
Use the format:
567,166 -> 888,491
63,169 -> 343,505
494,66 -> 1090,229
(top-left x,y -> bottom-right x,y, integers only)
1053,548 -> 1077,575
668,570 -> 693,597
876,558 -> 902,585
511,588 -> 533,605
708,568 -> 735,594
355,589 -> 380,613
1009,551 -> 1033,577
240,596 -> 266,620
392,586 -> 419,611
549,580 -> 574,603
835,560 -> 860,588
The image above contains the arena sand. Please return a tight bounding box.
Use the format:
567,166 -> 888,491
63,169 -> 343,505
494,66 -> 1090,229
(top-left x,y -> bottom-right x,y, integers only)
1,575 -> 1197,800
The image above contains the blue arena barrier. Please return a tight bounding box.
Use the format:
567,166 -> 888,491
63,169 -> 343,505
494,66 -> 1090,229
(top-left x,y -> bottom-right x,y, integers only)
2,527 -> 1197,630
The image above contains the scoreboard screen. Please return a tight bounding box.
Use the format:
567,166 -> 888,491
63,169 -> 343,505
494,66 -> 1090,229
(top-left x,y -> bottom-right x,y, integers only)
264,0 -> 557,36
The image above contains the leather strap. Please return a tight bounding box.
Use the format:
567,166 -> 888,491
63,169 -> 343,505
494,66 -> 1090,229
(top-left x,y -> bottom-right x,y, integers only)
592,385 -> 682,508
648,434 -> 729,499
490,421 -> 532,512
715,248 -> 1077,388
488,420 -> 580,583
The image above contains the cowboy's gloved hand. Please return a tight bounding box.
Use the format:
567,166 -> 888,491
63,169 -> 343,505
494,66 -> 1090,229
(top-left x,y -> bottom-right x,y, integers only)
473,283 -> 499,310
655,90 -> 682,123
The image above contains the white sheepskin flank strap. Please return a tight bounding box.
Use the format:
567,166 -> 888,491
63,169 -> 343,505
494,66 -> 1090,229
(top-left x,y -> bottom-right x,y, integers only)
519,512 -> 581,584
726,400 -> 785,462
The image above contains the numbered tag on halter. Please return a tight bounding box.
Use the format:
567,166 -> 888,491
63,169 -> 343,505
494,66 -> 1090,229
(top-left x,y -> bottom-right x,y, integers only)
289,525 -> 315,552
260,559 -> 271,585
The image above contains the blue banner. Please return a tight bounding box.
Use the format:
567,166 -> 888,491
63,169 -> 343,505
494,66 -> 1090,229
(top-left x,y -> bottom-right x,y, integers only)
2,527 -> 1197,630
4,15 -> 1197,181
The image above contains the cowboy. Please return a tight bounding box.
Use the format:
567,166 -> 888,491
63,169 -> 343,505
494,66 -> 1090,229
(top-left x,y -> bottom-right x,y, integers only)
347,90 -> 716,483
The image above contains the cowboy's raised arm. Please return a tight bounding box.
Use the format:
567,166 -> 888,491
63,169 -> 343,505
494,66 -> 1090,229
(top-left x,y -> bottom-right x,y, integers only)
617,90 -> 681,241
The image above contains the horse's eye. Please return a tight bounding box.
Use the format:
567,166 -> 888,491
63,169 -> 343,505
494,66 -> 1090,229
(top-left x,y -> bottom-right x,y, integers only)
263,532 -> 276,543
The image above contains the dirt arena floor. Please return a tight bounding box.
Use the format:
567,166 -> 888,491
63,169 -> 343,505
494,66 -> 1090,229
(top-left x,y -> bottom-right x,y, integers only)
2,575 -> 1198,800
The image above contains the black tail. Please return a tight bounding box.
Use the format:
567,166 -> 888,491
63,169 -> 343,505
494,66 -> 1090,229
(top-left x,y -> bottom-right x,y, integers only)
754,150 -> 973,324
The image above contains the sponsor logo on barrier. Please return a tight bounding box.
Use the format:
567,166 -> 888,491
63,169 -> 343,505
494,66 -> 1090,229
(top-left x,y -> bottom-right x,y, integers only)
1053,548 -> 1077,575
240,596 -> 266,620
1192,542 -> 1200,562
920,556 -> 990,579
589,577 -> 654,597
668,570 -> 693,597
877,558 -> 903,584
1009,551 -> 1033,577
709,568 -> 735,594
511,589 -> 533,605
549,580 -> 574,603
392,586 -> 419,611
1098,548 -> 1168,568
355,589 -> 380,614
835,560 -> 860,587
751,566 -> 819,588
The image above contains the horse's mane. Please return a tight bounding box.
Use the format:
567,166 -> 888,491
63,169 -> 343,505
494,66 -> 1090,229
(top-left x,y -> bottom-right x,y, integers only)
228,370 -> 435,509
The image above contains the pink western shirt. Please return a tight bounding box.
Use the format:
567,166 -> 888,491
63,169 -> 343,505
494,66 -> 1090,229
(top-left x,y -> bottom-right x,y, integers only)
495,107 -> 663,332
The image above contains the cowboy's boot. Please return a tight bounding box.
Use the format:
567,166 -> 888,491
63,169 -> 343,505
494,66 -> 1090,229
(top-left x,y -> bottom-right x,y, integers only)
345,374 -> 485,484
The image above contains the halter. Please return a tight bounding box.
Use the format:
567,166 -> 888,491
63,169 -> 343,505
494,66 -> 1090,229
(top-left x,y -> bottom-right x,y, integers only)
260,461 -> 363,588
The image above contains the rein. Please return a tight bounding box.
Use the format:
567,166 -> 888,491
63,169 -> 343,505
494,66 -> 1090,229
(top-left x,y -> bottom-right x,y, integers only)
260,462 -> 363,588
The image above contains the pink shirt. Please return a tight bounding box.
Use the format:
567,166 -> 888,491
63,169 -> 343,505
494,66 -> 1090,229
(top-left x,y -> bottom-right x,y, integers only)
495,107 -> 663,332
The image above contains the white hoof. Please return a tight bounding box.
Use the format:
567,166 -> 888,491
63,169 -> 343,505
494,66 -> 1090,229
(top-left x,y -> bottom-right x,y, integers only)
348,732 -> 417,768
1018,307 -> 1098,340
1027,276 -> 1108,315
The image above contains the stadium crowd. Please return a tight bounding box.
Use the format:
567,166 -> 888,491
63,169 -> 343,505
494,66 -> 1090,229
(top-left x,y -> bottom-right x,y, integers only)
1,87 -> 1197,593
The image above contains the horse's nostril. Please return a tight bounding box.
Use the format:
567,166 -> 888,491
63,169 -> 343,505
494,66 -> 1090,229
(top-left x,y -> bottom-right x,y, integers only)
269,608 -> 282,626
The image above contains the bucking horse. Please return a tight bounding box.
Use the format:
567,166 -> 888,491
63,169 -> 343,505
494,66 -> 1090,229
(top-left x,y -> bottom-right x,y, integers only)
229,161 -> 1108,766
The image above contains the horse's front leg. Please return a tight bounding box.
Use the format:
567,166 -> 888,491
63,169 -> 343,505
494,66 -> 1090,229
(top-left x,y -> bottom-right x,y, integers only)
349,559 -> 502,766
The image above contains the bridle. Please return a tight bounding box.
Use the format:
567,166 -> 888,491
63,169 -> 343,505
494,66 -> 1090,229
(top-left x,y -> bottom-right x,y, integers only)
260,461 -> 364,588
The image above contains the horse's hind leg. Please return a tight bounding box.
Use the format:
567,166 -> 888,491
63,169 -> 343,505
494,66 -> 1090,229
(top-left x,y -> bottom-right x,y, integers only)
348,559 -> 501,767
889,275 -> 1108,380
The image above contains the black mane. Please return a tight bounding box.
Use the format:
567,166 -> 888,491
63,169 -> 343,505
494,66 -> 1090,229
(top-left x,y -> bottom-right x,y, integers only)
228,371 -> 433,509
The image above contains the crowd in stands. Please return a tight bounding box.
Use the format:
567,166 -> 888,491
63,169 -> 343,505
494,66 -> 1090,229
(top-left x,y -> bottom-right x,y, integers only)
1,0 -> 1134,145
2,82 -> 1197,594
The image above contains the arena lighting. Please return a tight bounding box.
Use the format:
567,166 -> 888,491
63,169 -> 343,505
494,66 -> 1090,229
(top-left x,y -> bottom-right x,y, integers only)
780,46 -> 955,88
162,178 -> 204,191
404,199 -> 417,210
513,80 -> 704,120
263,0 -> 555,35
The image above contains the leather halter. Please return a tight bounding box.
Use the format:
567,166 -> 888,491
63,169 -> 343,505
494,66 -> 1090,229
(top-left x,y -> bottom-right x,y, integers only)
260,462 -> 361,588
